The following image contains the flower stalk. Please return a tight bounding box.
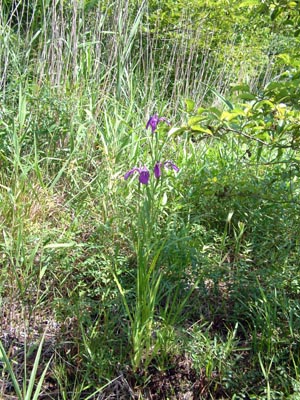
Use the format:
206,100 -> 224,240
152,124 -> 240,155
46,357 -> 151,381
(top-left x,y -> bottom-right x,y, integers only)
120,114 -> 180,370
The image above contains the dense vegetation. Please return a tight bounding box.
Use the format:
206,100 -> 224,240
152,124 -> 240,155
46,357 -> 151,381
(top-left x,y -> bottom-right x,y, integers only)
1,0 -> 300,398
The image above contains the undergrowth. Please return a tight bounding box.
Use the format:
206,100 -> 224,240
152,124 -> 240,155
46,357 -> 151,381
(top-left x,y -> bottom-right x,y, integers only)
1,1 -> 300,399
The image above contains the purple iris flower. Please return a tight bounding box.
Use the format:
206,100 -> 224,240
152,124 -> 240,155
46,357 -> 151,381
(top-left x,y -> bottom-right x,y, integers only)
124,166 -> 150,184
164,160 -> 179,173
154,162 -> 162,178
146,114 -> 171,133
153,160 -> 179,179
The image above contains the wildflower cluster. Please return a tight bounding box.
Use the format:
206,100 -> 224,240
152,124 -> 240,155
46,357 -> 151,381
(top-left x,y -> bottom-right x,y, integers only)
124,114 -> 179,185
124,161 -> 179,185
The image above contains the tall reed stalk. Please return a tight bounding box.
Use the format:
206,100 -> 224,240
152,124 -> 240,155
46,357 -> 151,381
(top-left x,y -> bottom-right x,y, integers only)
0,0 -> 276,106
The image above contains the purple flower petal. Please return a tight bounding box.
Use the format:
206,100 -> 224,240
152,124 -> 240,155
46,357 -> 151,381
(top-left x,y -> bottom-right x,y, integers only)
154,162 -> 162,179
139,166 -> 150,184
146,114 -> 170,133
158,117 -> 171,126
146,114 -> 159,133
164,161 -> 179,173
124,167 -> 139,180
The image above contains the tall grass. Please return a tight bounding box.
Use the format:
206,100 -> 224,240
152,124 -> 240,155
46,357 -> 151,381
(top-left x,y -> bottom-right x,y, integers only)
0,0 -> 274,103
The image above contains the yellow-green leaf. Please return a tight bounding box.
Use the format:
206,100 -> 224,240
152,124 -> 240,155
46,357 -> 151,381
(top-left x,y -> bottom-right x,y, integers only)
220,111 -> 243,121
190,125 -> 213,134
185,99 -> 195,113
188,116 -> 204,126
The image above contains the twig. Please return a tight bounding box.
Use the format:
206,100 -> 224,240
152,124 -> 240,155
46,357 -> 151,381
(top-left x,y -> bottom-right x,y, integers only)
224,127 -> 269,145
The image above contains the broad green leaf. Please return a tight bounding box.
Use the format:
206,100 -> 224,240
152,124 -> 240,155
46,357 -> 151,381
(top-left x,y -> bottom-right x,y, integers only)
255,132 -> 271,141
238,93 -> 257,101
288,2 -> 297,8
220,110 -> 244,121
190,125 -> 213,134
253,100 -> 275,109
208,107 -> 222,117
188,116 -> 204,126
274,89 -> 290,102
271,7 -> 281,21
264,82 -> 281,91
231,83 -> 250,92
256,143 -> 263,161
252,126 -> 268,132
197,107 -> 206,115
185,99 -> 195,113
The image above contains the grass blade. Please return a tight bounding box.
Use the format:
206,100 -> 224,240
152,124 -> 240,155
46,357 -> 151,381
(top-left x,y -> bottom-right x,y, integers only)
24,331 -> 48,400
0,340 -> 23,399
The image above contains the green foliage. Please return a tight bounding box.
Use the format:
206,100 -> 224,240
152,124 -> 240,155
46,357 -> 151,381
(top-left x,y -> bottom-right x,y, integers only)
1,0 -> 300,399
179,74 -> 300,155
